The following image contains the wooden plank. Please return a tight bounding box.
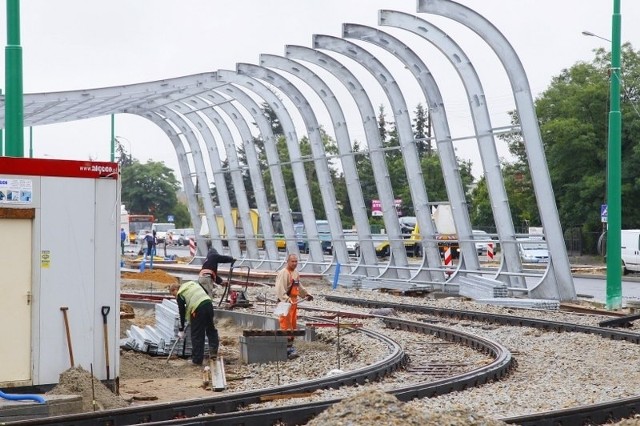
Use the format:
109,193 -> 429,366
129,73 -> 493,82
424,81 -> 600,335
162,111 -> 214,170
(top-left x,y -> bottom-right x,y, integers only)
242,329 -> 306,337
0,208 -> 35,219
260,392 -> 316,402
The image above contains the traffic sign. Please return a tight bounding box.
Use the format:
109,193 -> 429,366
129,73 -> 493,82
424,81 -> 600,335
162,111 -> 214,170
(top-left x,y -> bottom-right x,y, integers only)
601,204 -> 608,223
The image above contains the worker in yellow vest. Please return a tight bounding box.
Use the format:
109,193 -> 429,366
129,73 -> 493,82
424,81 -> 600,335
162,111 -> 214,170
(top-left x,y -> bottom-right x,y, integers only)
169,281 -> 218,365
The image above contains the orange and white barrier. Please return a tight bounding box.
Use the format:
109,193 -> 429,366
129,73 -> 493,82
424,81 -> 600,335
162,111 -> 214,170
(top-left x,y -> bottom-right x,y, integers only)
189,237 -> 196,257
487,243 -> 494,261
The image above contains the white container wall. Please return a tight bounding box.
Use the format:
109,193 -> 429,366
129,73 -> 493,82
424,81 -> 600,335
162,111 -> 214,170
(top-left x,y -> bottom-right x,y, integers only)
0,158 -> 119,388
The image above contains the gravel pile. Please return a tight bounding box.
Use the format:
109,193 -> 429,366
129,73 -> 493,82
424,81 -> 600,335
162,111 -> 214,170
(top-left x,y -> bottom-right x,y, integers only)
306,389 -> 507,426
235,282 -> 640,424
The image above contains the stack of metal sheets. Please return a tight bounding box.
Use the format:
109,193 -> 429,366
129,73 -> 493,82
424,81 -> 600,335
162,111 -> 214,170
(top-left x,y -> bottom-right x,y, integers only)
120,298 -> 211,356
458,274 -> 509,299
476,298 -> 560,310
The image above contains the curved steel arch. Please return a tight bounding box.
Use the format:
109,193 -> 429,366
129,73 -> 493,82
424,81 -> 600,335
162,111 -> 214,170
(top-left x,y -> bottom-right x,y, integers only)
342,23 -> 480,278
207,83 -> 292,270
418,0 -> 575,299
215,69 -> 326,273
238,62 -> 349,271
259,53 -> 380,276
152,105 -> 229,255
313,34 -> 440,281
181,96 -> 259,261
285,44 -> 413,279
285,45 -> 408,277
378,10 -> 525,287
196,91 -> 280,266
135,111 -> 207,257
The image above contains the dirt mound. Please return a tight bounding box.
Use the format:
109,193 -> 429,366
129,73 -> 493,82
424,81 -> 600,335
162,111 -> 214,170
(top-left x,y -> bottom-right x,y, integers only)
121,269 -> 179,284
46,366 -> 129,412
307,390 -> 506,426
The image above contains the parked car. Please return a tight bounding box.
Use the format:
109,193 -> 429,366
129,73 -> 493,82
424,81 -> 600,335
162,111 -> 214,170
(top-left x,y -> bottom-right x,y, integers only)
518,238 -> 549,263
473,230 -> 490,255
345,232 -> 360,257
177,228 -> 195,246
295,223 -> 308,253
316,220 -> 333,254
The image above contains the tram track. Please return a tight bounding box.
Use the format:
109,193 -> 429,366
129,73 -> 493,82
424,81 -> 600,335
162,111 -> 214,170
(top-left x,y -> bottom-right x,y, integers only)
6,307 -> 512,425
10,293 -> 640,425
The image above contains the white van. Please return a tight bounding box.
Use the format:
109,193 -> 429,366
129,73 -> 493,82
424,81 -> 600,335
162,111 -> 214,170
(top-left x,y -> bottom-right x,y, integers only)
621,229 -> 640,275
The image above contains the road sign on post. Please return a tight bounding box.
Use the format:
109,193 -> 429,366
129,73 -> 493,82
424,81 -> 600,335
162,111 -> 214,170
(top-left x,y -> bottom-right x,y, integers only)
601,204 -> 608,223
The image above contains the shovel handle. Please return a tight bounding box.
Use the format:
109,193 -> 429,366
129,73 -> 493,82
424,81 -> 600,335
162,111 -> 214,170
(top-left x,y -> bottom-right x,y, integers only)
101,306 -> 110,323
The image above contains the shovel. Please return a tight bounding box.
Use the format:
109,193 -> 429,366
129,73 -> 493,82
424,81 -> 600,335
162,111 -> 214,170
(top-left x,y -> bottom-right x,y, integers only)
101,306 -> 111,386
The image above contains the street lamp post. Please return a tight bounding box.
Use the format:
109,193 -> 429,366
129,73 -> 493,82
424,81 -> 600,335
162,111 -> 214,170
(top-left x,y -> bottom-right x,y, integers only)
606,0 -> 622,310
582,4 -> 623,310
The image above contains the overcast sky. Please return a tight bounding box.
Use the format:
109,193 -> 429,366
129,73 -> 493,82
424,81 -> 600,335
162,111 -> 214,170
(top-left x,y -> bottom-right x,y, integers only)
2,0 -> 639,179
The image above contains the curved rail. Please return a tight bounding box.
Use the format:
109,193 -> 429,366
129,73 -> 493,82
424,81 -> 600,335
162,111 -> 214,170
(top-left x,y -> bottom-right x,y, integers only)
114,315 -> 514,425
324,295 -> 640,343
8,318 -> 405,426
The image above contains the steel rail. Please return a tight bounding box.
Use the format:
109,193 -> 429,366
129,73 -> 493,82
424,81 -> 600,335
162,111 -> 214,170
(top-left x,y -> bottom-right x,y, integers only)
325,295 -> 640,425
7,318 -> 405,426
325,295 -> 640,343
111,315 -> 513,425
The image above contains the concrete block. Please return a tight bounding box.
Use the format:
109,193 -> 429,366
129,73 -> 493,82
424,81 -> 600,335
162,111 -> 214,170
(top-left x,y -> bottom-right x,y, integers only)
239,335 -> 288,364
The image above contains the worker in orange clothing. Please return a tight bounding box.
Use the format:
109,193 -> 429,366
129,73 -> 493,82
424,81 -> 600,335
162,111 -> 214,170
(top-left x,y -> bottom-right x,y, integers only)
275,254 -> 313,359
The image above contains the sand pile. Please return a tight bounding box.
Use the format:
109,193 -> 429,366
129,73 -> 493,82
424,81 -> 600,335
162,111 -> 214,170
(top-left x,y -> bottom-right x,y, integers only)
121,269 -> 179,284
46,366 -> 129,412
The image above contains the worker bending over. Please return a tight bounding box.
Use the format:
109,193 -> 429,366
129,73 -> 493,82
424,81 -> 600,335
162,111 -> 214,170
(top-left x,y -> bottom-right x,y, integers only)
170,281 -> 219,365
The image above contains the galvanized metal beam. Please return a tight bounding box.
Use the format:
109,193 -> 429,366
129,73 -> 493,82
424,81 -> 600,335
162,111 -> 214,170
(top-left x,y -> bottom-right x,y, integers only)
285,45 -> 414,279
418,0 -> 575,300
260,53 -> 380,276
377,10 -> 525,288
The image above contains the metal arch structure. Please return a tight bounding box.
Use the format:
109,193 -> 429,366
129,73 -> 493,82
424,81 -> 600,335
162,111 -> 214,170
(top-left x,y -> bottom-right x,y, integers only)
0,5 -> 575,300
135,111 -> 207,254
151,105 -> 233,256
285,45 -> 414,279
341,23 -> 480,280
259,54 -> 380,277
313,34 -> 439,281
215,69 -> 326,273
181,95 -> 259,261
377,10 -> 526,289
237,62 -> 350,273
418,0 -> 575,299
208,82 -> 290,270
195,90 -> 280,267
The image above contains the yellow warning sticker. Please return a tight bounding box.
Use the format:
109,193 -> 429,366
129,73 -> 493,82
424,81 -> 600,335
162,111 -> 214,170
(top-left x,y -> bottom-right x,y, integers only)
41,250 -> 51,269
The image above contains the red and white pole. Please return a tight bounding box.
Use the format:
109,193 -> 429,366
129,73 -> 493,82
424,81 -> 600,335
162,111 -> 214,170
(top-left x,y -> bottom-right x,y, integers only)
444,247 -> 452,267
189,237 -> 196,258
487,243 -> 494,261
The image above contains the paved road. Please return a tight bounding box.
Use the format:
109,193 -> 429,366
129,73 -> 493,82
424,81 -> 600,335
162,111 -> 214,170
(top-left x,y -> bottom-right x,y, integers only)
573,275 -> 640,305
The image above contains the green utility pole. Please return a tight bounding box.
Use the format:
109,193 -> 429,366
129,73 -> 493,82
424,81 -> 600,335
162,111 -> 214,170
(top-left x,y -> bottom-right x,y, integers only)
5,0 -> 24,157
606,0 -> 622,310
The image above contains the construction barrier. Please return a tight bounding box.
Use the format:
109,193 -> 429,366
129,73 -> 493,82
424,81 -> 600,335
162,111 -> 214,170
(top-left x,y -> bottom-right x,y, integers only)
189,237 -> 196,257
487,243 -> 494,261
443,247 -> 453,277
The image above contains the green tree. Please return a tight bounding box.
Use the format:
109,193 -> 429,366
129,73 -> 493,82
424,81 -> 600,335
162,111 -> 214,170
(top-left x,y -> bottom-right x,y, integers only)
121,160 -> 181,222
172,202 -> 192,228
496,43 -> 640,251
413,103 -> 432,156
